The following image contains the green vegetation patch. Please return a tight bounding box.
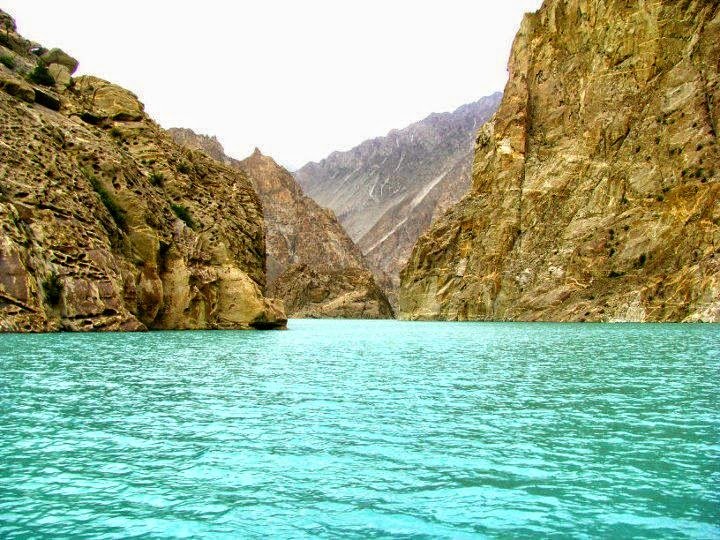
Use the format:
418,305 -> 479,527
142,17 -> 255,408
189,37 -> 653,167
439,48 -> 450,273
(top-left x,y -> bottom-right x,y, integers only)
149,172 -> 165,187
171,203 -> 195,229
0,54 -> 15,69
84,169 -> 127,230
27,62 -> 54,86
176,161 -> 191,174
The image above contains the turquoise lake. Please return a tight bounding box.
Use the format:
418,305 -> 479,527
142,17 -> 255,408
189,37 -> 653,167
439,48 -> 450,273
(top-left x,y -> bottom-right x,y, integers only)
0,320 -> 718,538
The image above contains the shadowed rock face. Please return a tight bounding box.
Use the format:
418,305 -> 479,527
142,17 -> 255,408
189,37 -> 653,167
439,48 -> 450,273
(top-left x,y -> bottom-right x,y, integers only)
167,132 -> 393,319
270,264 -> 393,319
294,94 -> 501,303
0,10 -> 286,332
400,0 -> 720,322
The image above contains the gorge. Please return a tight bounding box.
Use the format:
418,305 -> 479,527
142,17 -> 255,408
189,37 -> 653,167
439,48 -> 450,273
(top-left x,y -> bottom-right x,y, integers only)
1,2 -> 719,538
295,94 -> 501,305
167,129 -> 393,319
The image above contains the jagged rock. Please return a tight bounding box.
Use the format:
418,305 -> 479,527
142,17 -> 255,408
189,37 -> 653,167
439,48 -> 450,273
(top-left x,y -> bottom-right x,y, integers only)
294,94 -> 501,306
399,0 -> 720,323
168,129 -> 394,319
0,10 -> 31,56
168,128 -> 228,163
239,149 -> 394,319
0,12 -> 286,332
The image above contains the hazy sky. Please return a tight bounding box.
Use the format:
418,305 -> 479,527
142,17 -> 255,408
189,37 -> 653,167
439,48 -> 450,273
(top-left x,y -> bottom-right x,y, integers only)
4,1 -> 542,169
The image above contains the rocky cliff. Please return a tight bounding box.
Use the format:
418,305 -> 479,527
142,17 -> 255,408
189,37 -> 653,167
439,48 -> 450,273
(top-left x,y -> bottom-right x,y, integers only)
0,10 -> 286,332
167,131 -> 393,319
294,94 -> 501,302
400,0 -> 720,322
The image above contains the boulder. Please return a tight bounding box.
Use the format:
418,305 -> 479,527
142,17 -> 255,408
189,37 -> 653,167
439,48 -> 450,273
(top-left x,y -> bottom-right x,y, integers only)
40,48 -> 79,74
73,75 -> 144,121
48,63 -> 71,87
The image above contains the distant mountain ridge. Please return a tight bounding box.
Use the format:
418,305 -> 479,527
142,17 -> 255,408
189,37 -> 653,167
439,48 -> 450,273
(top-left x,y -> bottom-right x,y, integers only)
168,129 -> 393,319
294,94 -> 501,301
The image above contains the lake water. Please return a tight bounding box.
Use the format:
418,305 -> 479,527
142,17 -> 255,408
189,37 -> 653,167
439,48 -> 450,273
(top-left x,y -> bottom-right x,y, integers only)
0,320 -> 718,538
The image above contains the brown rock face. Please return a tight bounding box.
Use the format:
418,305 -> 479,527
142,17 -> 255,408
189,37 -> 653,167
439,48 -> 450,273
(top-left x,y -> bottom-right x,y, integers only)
167,128 -> 228,163
271,264 -> 393,319
400,0 -> 720,322
167,132 -> 393,319
294,95 -> 501,304
0,11 -> 286,332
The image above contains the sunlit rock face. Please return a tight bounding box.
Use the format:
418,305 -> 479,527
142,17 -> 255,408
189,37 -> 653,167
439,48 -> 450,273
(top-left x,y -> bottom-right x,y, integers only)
294,94 -> 502,306
168,132 -> 393,319
0,9 -> 286,332
400,0 -> 720,322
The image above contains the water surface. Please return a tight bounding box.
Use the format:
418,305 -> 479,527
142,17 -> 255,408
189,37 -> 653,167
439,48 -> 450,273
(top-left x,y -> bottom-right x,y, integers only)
1,320 -> 718,538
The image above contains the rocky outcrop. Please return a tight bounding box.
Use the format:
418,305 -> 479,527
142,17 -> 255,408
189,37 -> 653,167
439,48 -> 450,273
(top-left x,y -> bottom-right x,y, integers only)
294,94 -> 501,303
167,131 -> 393,319
167,128 -> 228,163
400,0 -> 720,322
0,10 -> 286,331
271,264 -> 393,319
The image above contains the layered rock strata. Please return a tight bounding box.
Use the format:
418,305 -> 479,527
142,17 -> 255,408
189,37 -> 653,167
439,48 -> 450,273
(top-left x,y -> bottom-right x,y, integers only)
168,131 -> 393,319
0,10 -> 286,331
400,0 -> 720,322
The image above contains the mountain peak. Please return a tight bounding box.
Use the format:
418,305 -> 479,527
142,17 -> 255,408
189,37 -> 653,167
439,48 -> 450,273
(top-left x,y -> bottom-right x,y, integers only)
292,92 -> 502,302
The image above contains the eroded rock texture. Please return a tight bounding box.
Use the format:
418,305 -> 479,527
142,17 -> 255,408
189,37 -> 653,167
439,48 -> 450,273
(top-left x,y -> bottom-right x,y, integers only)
0,11 -> 286,331
400,0 -> 720,322
167,131 -> 393,319
294,95 -> 501,304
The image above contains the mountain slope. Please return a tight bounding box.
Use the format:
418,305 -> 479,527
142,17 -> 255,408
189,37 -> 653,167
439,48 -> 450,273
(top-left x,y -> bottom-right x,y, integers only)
168,131 -> 393,319
0,10 -> 285,331
294,94 -> 501,299
400,0 -> 719,322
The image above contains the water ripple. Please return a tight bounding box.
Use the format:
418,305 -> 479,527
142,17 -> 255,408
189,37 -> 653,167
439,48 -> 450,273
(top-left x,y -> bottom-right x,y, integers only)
0,321 -> 718,538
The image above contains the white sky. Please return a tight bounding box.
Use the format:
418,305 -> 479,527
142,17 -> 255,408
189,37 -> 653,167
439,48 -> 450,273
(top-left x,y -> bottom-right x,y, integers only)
3,0 -> 542,169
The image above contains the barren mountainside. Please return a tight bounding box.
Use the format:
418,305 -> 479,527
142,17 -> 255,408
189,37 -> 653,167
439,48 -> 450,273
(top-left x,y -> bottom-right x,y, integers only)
0,10 -> 286,331
400,0 -> 720,322
294,94 -> 501,300
168,130 -> 393,319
